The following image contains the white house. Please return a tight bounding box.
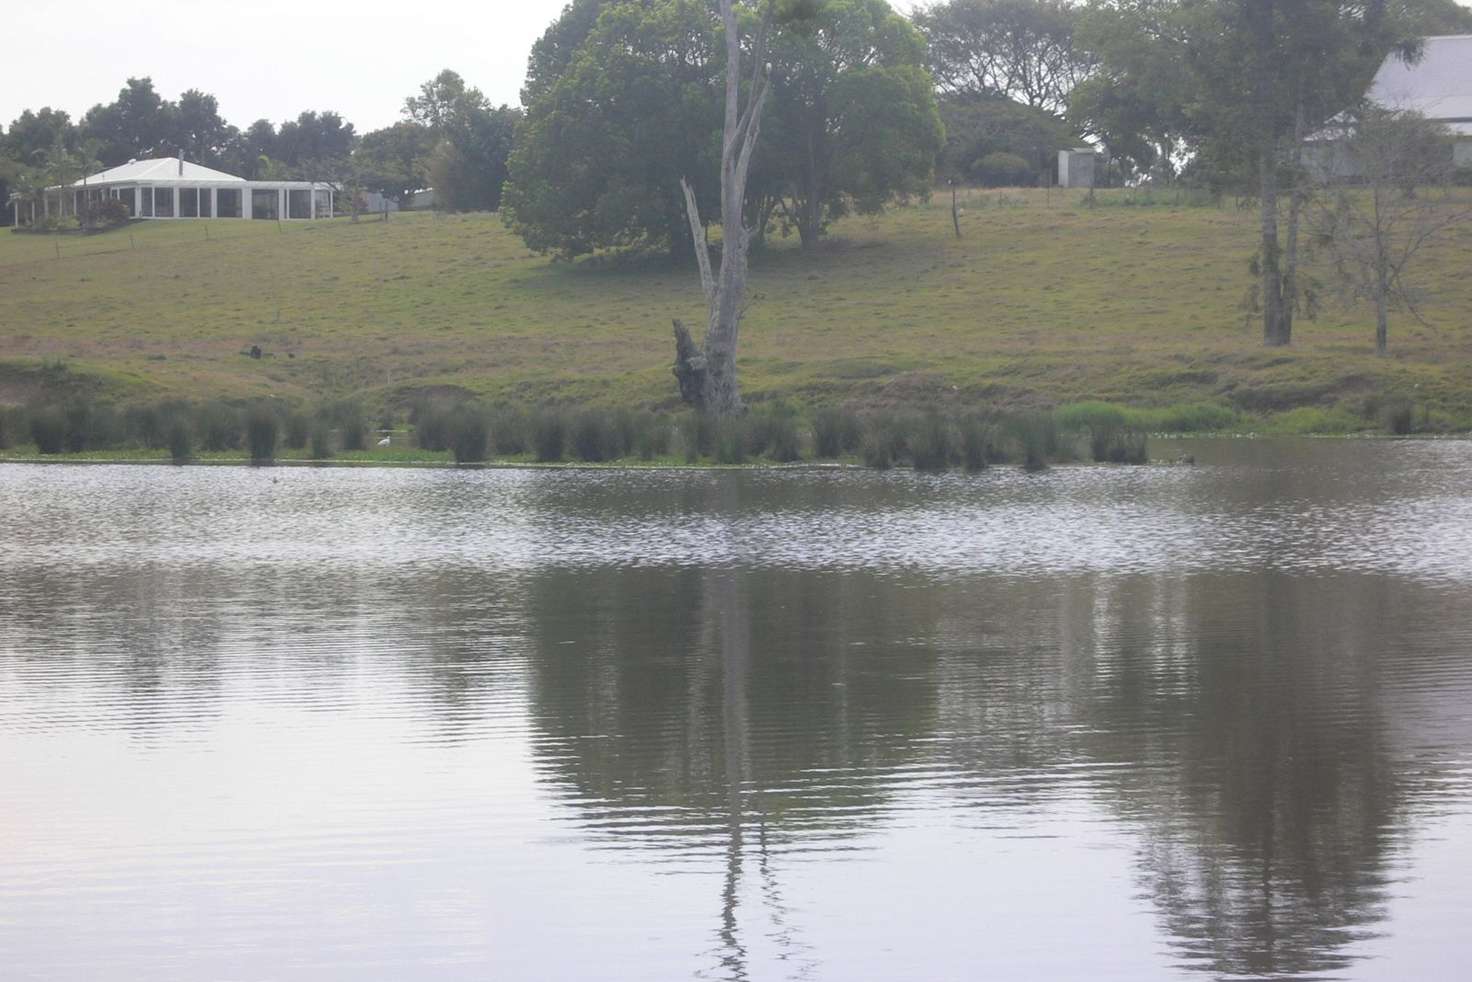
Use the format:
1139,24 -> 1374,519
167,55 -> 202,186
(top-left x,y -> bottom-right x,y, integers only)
10,156 -> 335,226
1306,35 -> 1472,179
1366,34 -> 1472,167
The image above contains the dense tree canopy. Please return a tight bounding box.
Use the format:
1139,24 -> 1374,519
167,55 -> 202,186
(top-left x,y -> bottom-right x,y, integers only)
505,0 -> 941,258
935,93 -> 1078,184
913,0 -> 1090,114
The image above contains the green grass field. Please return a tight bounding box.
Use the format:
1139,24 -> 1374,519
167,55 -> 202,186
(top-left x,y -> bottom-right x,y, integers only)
3,187 -> 1470,429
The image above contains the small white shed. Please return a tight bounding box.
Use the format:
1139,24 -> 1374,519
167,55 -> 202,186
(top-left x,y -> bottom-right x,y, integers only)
1058,148 -> 1099,189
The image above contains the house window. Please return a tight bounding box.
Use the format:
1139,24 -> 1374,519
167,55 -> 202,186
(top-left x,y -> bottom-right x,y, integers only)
140,188 -> 154,218
216,188 -> 241,218
154,188 -> 173,218
288,189 -> 312,219
252,189 -> 279,220
314,189 -> 332,218
179,188 -> 199,218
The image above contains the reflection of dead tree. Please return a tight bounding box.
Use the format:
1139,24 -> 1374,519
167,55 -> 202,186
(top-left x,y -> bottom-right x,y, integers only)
1310,108 -> 1472,354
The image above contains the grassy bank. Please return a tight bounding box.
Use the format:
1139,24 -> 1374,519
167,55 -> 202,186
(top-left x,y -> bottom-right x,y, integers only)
3,188 -> 1471,431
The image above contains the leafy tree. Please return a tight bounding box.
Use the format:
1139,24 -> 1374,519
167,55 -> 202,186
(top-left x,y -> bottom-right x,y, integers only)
171,90 -> 237,165
506,0 -> 939,257
404,70 -> 520,212
759,0 -> 943,247
355,121 -> 435,206
1309,109 -> 1472,355
936,92 -> 1077,183
81,78 -> 170,165
3,108 -> 79,165
274,111 -> 356,172
222,119 -> 280,178
913,0 -> 1091,114
504,2 -> 724,257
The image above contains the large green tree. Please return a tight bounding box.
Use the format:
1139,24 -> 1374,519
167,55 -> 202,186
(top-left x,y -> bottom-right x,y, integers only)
913,0 -> 1091,114
406,70 -> 521,212
759,0 -> 943,248
505,0 -> 940,258
354,121 -> 435,206
503,1 -> 724,258
81,78 -> 171,166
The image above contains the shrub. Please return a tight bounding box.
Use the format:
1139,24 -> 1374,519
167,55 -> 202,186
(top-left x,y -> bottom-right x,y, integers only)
167,418 -> 192,463
1055,401 -> 1128,434
124,404 -> 165,448
245,405 -> 278,462
309,422 -> 334,459
283,411 -> 310,449
490,407 -> 528,455
1144,402 -> 1239,433
1011,413 -> 1054,471
712,417 -> 747,464
30,407 -> 66,454
860,413 -> 907,470
1380,398 -> 1415,436
82,198 -> 130,228
678,412 -> 715,462
632,411 -> 670,460
909,413 -> 954,471
975,151 -> 1032,187
959,416 -> 992,472
62,399 -> 105,452
450,407 -> 490,463
325,401 -> 368,451
0,406 -> 25,450
195,401 -> 242,451
812,407 -> 860,458
1095,429 -> 1149,464
532,409 -> 567,462
607,409 -> 637,459
748,404 -> 801,462
414,402 -> 455,452
572,411 -> 612,462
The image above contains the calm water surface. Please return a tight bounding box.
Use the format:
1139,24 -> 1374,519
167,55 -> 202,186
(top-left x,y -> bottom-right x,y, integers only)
2,439 -> 1471,980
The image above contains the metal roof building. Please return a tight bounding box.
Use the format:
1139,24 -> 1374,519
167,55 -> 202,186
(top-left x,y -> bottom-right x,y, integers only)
1365,34 -> 1472,140
11,155 -> 335,226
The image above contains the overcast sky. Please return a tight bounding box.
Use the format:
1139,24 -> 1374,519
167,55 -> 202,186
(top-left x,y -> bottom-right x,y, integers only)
0,0 -> 923,135
2,0 -> 1463,136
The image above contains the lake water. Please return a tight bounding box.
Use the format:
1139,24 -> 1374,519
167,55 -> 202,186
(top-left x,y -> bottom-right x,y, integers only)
2,439 -> 1471,981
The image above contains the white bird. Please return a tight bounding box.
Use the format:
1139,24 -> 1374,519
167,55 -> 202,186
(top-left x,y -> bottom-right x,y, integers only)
377,435 -> 391,447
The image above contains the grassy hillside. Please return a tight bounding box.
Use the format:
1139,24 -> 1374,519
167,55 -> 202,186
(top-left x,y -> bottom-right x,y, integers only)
3,187 -> 1471,429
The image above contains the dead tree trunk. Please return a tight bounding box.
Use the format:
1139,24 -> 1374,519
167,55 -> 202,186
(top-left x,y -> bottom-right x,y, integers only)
672,0 -> 773,417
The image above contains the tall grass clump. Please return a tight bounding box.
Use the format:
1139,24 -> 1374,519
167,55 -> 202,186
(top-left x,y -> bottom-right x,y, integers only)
958,415 -> 993,472
324,401 -> 368,451
412,400 -> 456,452
245,405 -> 279,463
860,413 -> 907,470
1010,412 -> 1055,472
532,408 -> 567,462
632,411 -> 671,460
908,412 -> 955,472
283,410 -> 310,450
309,422 -> 334,459
712,416 -> 748,464
450,406 -> 490,463
490,407 -> 529,455
29,406 -> 66,454
747,404 -> 801,462
62,398 -> 120,453
0,407 -> 25,450
1379,397 -> 1415,435
678,412 -> 715,463
572,411 -> 615,462
195,401 -> 242,452
812,407 -> 861,459
168,417 -> 193,463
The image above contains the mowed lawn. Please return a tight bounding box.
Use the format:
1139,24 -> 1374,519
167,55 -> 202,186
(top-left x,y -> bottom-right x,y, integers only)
3,188 -> 1471,422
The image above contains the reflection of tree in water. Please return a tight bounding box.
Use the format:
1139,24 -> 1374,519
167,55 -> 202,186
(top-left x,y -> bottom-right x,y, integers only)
932,571 -> 1427,979
523,564 -> 941,980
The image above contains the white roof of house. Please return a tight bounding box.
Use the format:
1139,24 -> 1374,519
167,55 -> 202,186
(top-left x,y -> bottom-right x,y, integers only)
70,157 -> 246,186
1367,35 -> 1472,122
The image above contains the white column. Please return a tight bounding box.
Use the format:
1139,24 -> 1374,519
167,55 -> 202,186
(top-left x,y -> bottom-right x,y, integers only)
210,187 -> 217,219
244,185 -> 252,220
172,187 -> 180,219
310,187 -> 316,220
134,187 -> 142,218
329,188 -> 334,219
43,194 -> 50,219
279,188 -> 286,221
